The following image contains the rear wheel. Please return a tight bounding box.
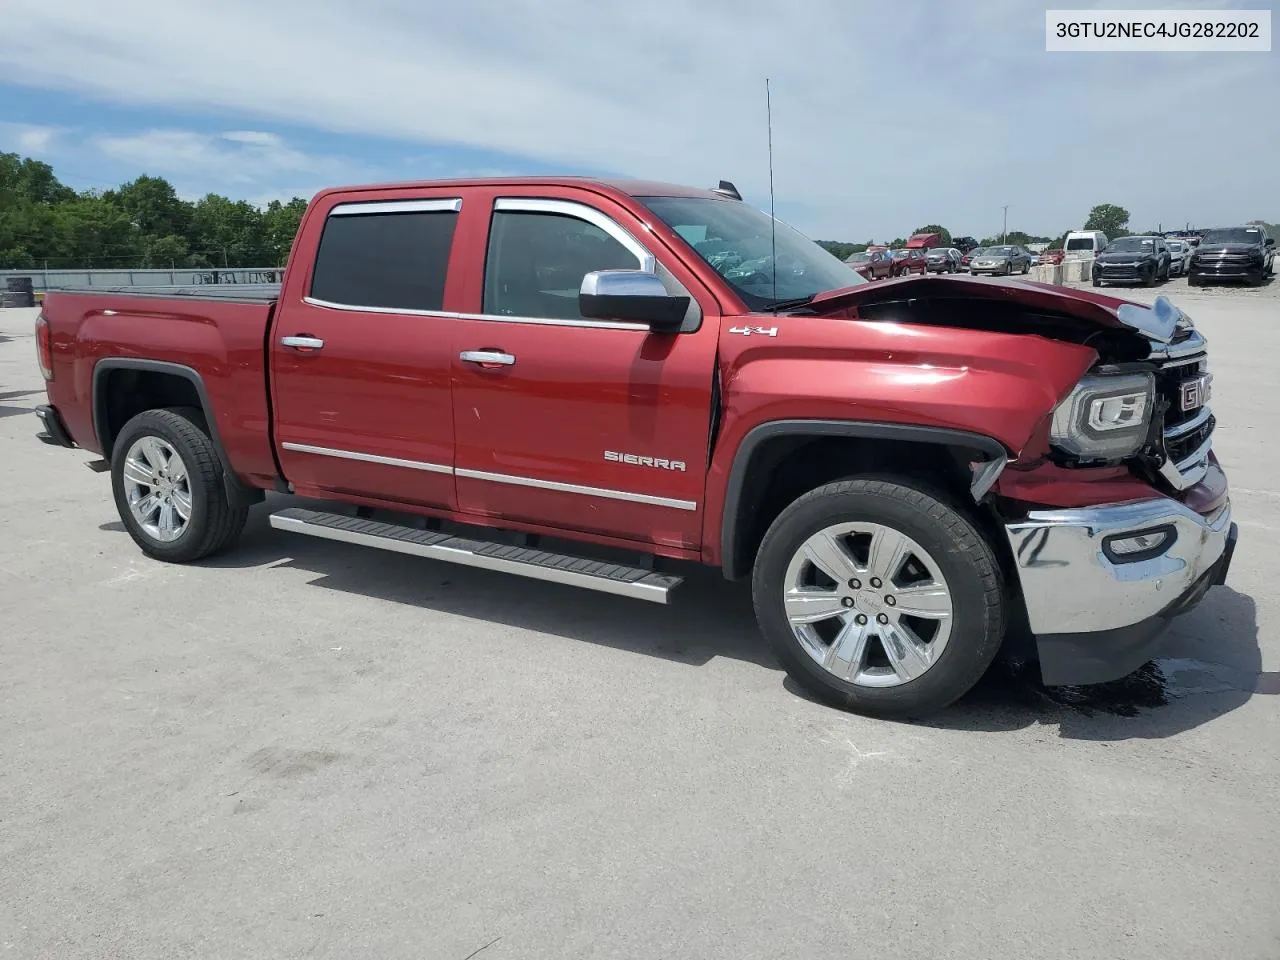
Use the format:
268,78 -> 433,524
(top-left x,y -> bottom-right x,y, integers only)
110,407 -> 249,563
752,478 -> 1006,719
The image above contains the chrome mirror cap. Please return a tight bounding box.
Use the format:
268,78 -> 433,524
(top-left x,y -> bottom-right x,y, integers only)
579,269 -> 668,298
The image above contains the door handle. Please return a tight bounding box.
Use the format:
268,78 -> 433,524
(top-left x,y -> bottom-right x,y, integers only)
460,350 -> 515,366
281,335 -> 325,350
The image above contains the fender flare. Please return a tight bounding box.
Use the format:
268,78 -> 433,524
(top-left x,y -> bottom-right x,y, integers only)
719,419 -> 1010,580
92,357 -> 260,507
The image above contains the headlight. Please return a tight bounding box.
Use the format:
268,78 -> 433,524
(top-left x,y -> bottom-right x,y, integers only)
1050,372 -> 1154,459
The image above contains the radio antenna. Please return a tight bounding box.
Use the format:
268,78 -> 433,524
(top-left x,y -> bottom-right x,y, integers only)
762,78 -> 779,316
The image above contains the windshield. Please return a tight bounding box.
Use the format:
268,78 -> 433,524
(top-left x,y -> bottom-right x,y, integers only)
846,252 -> 871,264
1065,237 -> 1097,250
985,246 -> 1016,257
1200,227 -> 1264,245
1106,237 -> 1156,253
1168,241 -> 1184,252
639,195 -> 866,308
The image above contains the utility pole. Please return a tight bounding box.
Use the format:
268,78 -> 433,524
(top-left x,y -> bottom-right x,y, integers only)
1001,205 -> 1009,244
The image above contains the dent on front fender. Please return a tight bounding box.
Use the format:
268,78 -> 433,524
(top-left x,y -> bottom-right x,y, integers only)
714,317 -> 1098,457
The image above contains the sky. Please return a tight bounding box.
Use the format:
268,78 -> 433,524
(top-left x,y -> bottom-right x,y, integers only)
0,0 -> 1275,242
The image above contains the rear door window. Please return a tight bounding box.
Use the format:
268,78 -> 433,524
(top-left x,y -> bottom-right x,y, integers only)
309,199 -> 461,311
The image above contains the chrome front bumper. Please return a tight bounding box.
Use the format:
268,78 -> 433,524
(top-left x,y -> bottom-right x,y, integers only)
1006,495 -> 1233,636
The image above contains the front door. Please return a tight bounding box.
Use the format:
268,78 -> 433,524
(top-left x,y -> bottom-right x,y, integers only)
271,196 -> 462,509
450,193 -> 720,551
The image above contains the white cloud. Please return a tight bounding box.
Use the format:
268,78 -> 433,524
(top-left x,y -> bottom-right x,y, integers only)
0,0 -> 1274,237
0,122 -> 60,154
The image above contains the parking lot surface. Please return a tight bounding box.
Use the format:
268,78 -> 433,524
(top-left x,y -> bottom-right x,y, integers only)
1,292 -> 1277,959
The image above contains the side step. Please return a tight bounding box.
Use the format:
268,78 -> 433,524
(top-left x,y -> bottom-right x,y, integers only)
269,508 -> 683,604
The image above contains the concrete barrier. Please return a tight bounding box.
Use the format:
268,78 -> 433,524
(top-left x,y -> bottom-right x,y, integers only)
1062,258 -> 1093,282
1030,264 -> 1064,285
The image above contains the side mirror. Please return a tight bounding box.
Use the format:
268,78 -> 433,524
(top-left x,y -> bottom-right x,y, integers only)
579,269 -> 689,332
1267,237 -> 1275,247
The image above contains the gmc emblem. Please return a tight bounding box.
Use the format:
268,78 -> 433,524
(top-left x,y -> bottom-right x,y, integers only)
1179,374 -> 1212,412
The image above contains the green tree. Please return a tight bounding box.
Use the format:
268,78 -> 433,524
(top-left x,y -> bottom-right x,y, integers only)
262,197 -> 309,265
187,193 -> 268,266
1083,203 -> 1129,238
107,175 -> 190,240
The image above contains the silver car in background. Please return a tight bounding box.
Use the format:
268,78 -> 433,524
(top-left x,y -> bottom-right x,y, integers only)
969,244 -> 1032,276
1167,239 -> 1193,276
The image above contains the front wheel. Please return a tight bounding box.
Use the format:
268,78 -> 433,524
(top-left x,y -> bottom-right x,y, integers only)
110,407 -> 249,563
752,478 -> 1006,719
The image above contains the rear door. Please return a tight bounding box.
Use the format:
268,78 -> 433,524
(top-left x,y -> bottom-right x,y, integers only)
270,193 -> 463,508
448,189 -> 721,551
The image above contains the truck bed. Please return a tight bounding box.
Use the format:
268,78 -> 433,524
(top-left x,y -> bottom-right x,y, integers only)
40,288 -> 281,488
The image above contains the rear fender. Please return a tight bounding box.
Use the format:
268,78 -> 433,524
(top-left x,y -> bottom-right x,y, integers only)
92,358 -> 262,508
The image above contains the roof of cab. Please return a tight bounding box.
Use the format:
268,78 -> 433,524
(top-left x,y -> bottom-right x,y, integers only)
314,176 -> 730,202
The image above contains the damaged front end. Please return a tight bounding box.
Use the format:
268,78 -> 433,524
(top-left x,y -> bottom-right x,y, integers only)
806,277 -> 1238,686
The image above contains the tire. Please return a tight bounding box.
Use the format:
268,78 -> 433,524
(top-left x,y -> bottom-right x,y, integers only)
1092,276 -> 1101,287
110,407 -> 249,563
1144,266 -> 1157,287
1188,274 -> 1202,287
1021,261 -> 1029,274
751,477 -> 1006,720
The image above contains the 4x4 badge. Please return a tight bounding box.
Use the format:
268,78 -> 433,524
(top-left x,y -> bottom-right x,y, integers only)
729,326 -> 778,337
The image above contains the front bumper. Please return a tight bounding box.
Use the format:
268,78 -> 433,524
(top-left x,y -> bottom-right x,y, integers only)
1093,262 -> 1153,283
35,404 -> 76,448
1190,261 -> 1262,279
1005,492 -> 1236,686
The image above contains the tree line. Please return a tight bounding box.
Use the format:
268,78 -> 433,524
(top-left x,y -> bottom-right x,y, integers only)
4,153 -> 1274,271
0,152 -> 308,270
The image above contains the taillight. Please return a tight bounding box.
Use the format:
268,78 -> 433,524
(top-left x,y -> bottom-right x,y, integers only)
36,314 -> 53,380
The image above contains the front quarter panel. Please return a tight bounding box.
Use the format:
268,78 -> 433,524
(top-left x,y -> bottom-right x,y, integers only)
702,314 -> 1098,562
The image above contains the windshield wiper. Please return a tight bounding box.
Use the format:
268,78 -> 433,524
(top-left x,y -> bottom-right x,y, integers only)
768,295 -> 816,312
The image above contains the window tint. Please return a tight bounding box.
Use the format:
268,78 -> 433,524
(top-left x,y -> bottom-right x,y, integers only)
310,208 -> 458,311
484,211 -> 640,320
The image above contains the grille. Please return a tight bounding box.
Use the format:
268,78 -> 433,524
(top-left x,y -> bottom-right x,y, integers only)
1152,340 -> 1212,489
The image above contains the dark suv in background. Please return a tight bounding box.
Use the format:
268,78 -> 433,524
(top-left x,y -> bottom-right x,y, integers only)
1092,235 -> 1172,287
1188,225 -> 1275,287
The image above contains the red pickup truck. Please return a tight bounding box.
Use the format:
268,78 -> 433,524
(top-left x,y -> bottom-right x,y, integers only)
32,176 -> 1236,719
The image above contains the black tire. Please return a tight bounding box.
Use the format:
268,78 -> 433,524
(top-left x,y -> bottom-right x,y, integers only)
751,477 -> 1006,720
1188,274 -> 1202,287
1144,266 -> 1157,287
1092,276 -> 1101,287
1248,269 -> 1266,287
110,407 -> 249,563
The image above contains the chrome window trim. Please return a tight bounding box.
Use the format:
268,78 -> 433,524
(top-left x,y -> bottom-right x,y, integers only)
281,442 -> 453,475
492,197 -> 657,273
301,297 -> 648,331
329,198 -> 462,216
456,311 -> 648,331
455,467 -> 697,511
302,296 -> 453,318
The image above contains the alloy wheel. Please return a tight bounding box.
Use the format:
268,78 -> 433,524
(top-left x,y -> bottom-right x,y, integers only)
122,436 -> 193,542
783,522 -> 954,687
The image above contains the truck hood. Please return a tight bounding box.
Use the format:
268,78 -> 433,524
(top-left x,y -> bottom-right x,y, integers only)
803,273 -> 1187,346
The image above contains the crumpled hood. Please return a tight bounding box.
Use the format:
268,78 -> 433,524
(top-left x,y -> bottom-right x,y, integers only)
805,273 -> 1187,344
